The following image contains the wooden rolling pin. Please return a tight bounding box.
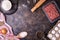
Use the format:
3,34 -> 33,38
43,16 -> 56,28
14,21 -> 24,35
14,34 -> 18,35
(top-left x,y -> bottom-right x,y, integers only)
31,0 -> 46,12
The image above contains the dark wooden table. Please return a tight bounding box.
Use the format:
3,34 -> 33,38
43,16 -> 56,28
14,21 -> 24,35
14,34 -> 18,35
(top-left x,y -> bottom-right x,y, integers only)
5,0 -> 60,40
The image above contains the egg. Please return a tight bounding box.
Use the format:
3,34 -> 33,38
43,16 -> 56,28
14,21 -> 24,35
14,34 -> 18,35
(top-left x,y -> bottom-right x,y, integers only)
1,28 -> 7,34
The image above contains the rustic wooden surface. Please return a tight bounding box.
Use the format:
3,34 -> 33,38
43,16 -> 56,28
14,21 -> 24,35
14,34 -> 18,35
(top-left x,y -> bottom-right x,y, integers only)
4,0 -> 60,40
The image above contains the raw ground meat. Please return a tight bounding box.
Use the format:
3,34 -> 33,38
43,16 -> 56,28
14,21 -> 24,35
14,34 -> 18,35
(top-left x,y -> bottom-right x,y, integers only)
44,3 -> 59,21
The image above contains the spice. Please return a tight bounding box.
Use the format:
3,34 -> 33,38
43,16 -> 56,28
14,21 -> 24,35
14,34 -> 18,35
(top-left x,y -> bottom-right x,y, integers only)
36,31 -> 44,39
0,21 -> 4,26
